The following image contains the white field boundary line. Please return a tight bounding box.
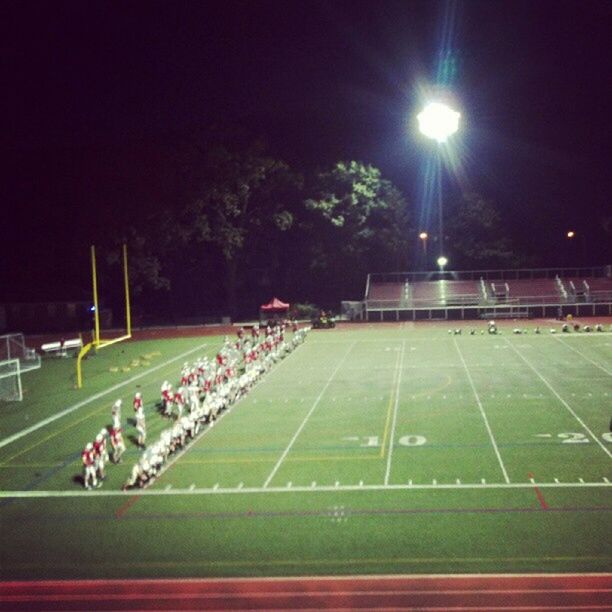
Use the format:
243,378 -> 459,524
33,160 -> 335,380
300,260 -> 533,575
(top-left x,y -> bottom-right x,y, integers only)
262,341 -> 357,488
453,338 -> 510,483
308,333 -> 612,343
1,480 -> 611,498
554,336 -> 612,376
384,339 -> 405,485
0,343 -> 209,451
550,332 -> 612,338
504,338 -> 612,461
149,340 -> 306,488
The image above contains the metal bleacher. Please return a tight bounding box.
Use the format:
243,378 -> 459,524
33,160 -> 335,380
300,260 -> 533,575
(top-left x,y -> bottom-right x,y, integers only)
360,266 -> 612,321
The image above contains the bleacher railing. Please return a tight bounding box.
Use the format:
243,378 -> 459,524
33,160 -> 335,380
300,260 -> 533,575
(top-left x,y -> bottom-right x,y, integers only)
367,265 -> 611,285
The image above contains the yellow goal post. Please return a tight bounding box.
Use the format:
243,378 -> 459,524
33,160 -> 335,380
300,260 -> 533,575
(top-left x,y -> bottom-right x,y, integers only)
76,244 -> 132,388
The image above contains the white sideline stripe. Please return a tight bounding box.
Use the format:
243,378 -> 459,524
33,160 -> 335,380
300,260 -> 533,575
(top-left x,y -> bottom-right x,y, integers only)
505,338 -> 612,461
0,343 -> 209,450
384,339 -> 405,485
1,480 -> 611,499
262,341 -> 357,488
554,336 -> 612,376
453,338 -> 510,483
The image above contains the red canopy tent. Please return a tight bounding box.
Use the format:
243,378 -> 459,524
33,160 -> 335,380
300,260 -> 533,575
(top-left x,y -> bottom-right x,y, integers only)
260,297 -> 290,312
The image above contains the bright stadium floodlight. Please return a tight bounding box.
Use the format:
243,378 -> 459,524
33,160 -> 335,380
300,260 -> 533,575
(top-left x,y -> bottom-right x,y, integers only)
417,101 -> 460,143
566,230 -> 575,239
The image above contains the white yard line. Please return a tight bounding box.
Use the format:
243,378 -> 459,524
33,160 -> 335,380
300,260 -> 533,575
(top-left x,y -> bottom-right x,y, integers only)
262,341 -> 357,488
384,339 -> 406,485
1,479 -> 611,499
453,338 -> 510,483
0,343 -> 209,450
505,338 -> 612,460
554,336 -> 612,376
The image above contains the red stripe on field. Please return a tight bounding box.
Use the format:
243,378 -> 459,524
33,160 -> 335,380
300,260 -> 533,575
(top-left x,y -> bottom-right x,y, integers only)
114,494 -> 140,519
528,472 -> 549,510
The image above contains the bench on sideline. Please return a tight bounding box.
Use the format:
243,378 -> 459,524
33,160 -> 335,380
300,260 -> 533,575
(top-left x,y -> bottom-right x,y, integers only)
41,337 -> 83,357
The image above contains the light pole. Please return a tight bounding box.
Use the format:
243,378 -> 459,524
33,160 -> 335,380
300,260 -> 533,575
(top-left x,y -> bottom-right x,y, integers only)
416,100 -> 461,270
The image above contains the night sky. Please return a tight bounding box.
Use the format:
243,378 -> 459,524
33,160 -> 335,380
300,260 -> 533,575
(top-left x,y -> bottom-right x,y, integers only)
2,0 -> 611,303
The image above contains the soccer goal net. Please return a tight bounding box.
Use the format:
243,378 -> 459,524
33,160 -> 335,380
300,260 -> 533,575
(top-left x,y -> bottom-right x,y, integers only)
0,333 -> 41,373
0,359 -> 23,402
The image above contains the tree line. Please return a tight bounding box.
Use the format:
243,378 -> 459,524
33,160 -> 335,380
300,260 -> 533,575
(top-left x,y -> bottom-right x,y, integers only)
101,128 -> 518,320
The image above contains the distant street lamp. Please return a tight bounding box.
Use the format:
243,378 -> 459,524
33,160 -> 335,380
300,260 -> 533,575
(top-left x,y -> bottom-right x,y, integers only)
437,255 -> 448,271
566,230 -> 575,239
419,231 -> 429,253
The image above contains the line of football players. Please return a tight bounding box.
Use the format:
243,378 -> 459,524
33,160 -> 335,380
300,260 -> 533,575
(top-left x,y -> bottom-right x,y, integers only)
81,401 -> 129,488
122,324 -> 310,490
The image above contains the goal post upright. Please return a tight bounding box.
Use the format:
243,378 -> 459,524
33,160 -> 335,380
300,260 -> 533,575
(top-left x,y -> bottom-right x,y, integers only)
123,243 -> 132,338
77,243 -> 132,389
91,245 -> 101,347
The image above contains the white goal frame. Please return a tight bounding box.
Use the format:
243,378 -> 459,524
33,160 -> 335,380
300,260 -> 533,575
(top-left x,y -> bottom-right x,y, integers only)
0,358 -> 23,402
0,333 -> 40,373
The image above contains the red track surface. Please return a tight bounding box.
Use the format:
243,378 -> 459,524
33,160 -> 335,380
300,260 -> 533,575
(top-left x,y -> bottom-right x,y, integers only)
1,574 -> 611,610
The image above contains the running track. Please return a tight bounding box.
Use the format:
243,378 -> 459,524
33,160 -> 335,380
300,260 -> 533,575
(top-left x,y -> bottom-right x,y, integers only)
1,574 -> 611,610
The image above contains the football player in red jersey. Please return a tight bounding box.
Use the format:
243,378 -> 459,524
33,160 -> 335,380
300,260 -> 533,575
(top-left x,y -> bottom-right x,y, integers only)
133,391 -> 143,413
161,381 -> 173,416
82,442 -> 97,489
110,426 -> 126,463
95,429 -> 109,479
173,387 -> 186,419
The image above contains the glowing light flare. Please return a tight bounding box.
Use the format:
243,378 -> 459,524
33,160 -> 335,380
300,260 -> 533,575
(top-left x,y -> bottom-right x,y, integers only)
417,102 -> 461,143
566,230 -> 575,239
419,232 -> 429,240
437,256 -> 448,268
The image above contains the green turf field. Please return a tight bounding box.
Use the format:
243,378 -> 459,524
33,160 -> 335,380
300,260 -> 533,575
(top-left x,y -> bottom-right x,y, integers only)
0,325 -> 610,579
